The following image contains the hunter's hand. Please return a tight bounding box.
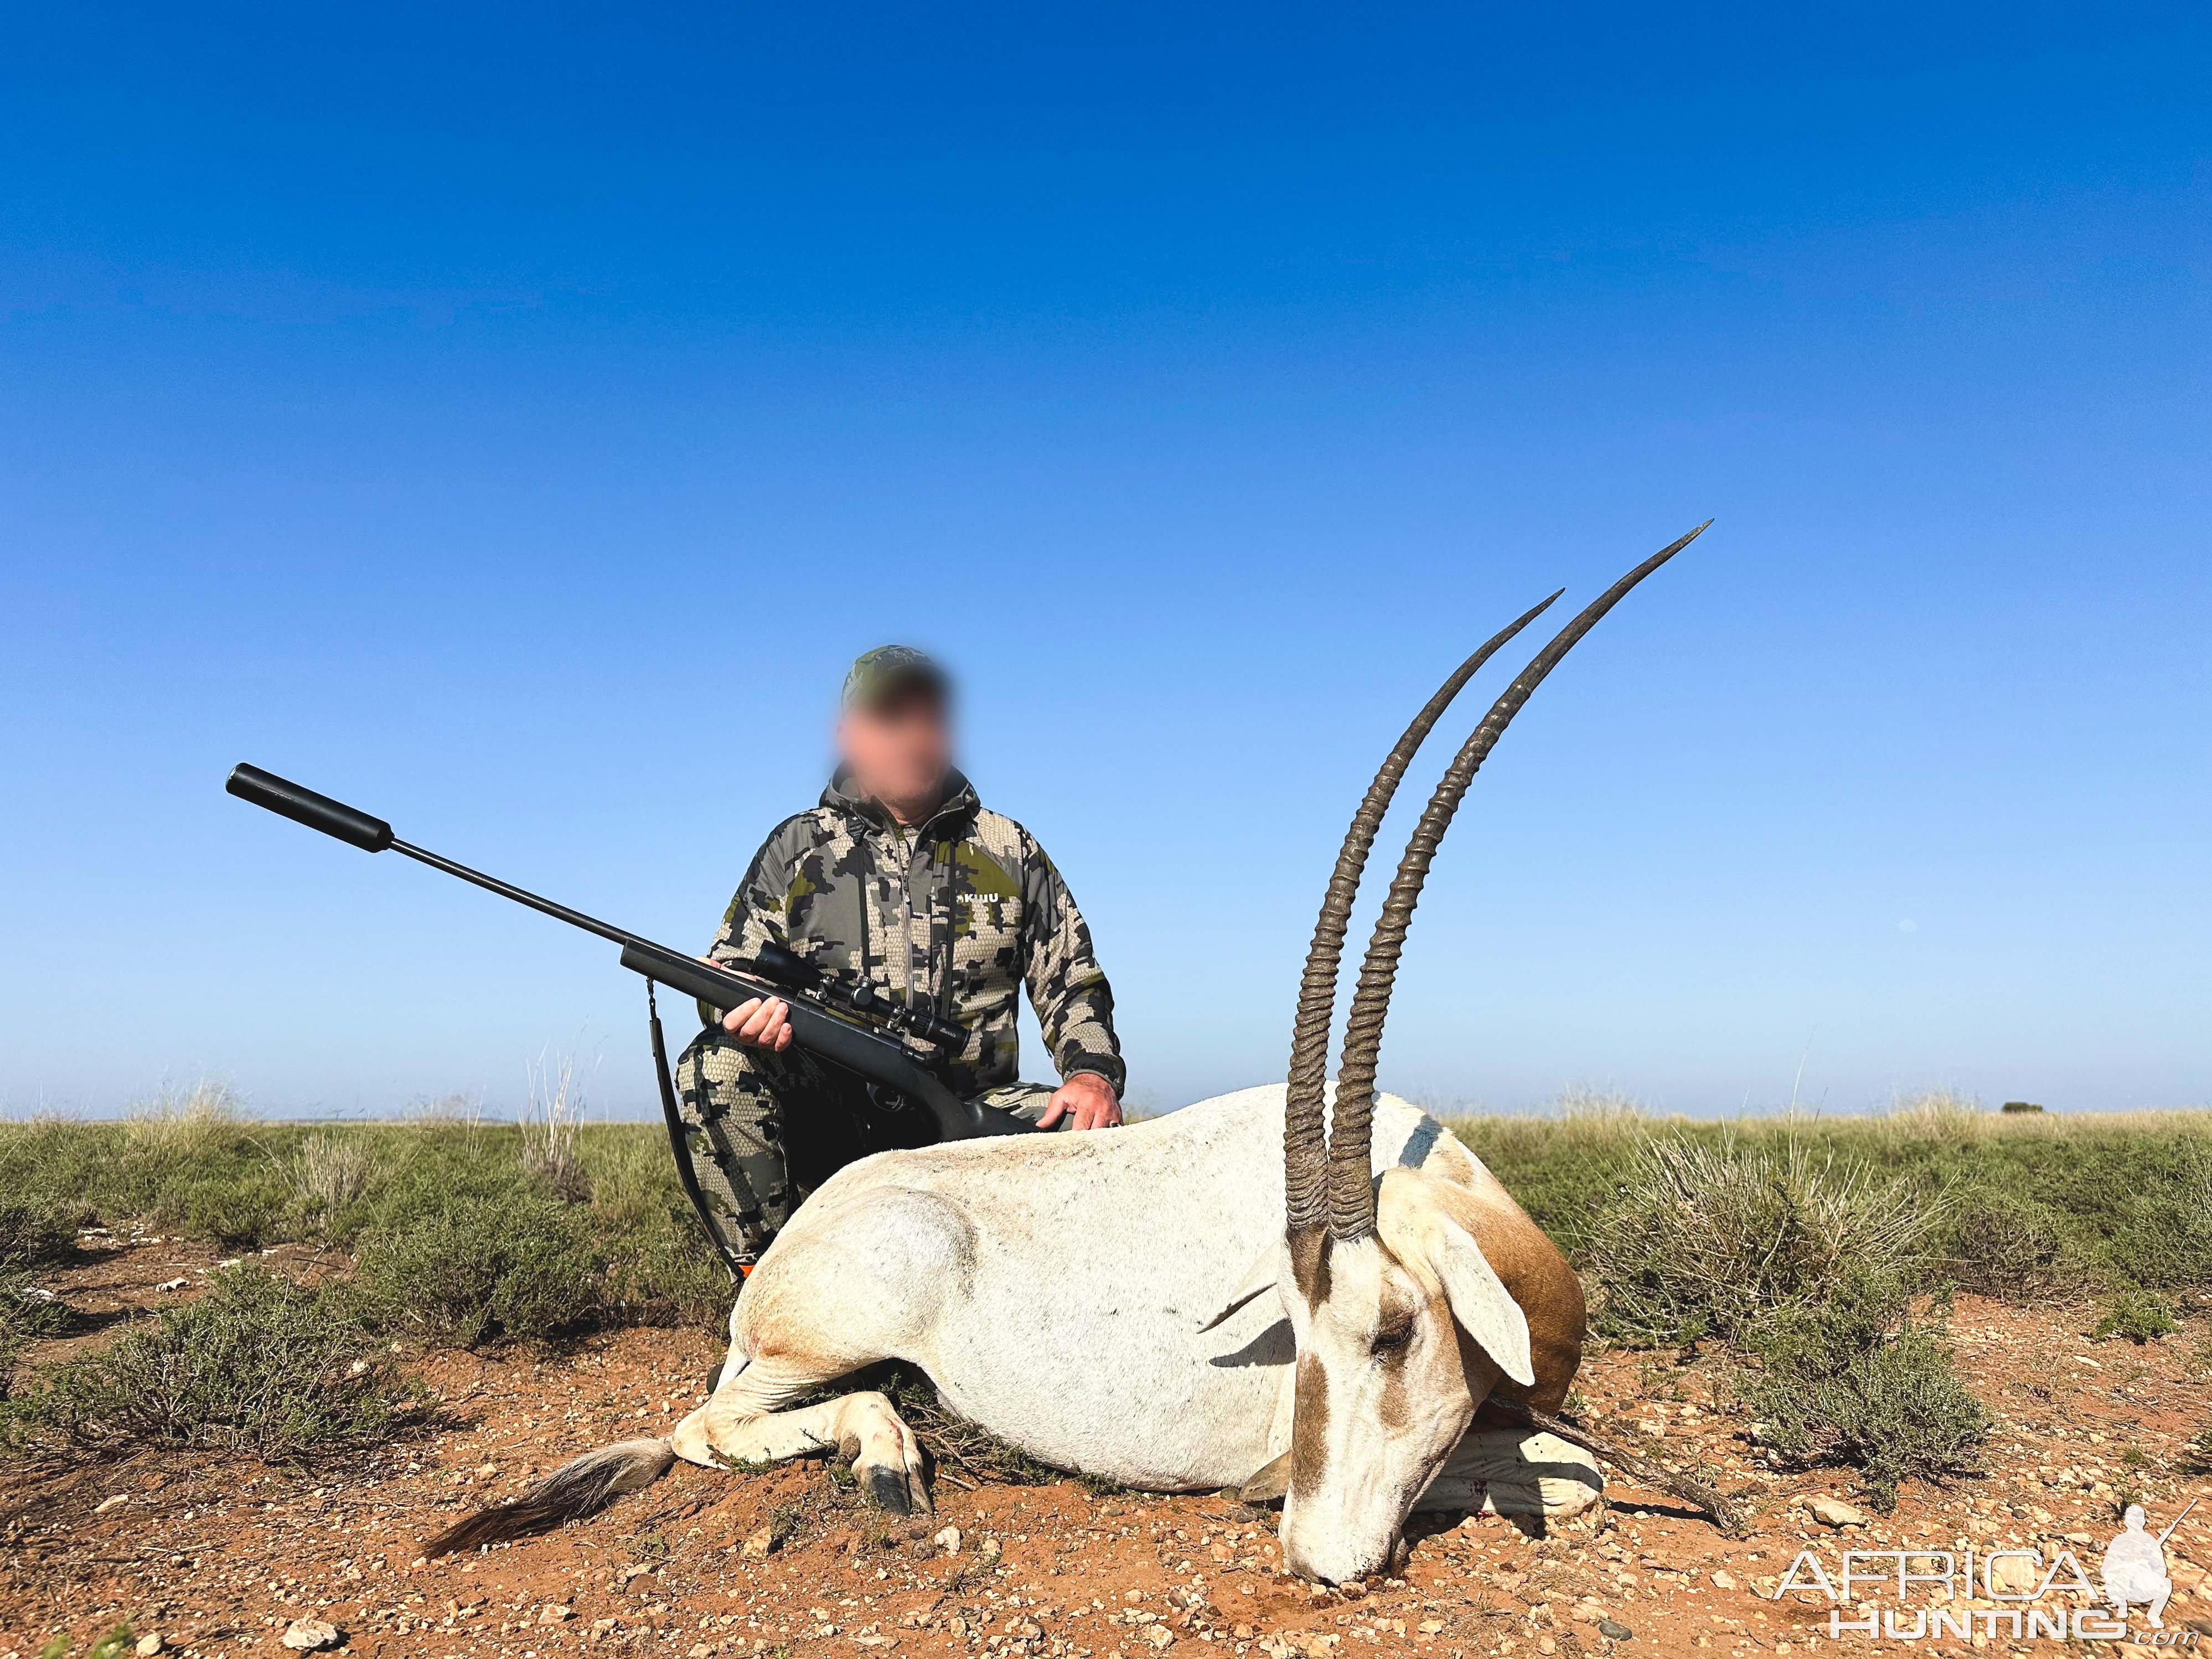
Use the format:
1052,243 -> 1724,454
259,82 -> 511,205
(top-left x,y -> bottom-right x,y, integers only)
1040,1072 -> 1121,1131
723,995 -> 795,1053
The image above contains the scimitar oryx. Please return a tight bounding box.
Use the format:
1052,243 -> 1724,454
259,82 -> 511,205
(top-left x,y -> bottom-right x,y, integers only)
430,524 -> 1707,1583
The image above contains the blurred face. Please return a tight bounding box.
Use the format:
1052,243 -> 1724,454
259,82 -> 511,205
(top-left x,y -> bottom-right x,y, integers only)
836,686 -> 954,816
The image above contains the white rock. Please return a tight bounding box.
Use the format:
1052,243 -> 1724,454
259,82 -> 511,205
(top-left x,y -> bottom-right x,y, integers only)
935,1525 -> 963,1555
94,1494 -> 129,1513
538,1603 -> 574,1623
1810,1497 -> 1868,1528
154,1278 -> 188,1294
135,1636 -> 164,1656
280,1620 -> 340,1651
1988,1554 -> 2039,1594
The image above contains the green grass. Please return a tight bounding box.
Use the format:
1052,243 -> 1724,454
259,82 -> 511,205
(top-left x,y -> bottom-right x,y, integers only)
12,1091 -> 2205,1325
37,1629 -> 140,1659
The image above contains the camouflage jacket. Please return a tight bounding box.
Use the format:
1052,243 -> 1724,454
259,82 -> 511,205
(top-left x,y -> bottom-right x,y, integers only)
702,771 -> 1125,1099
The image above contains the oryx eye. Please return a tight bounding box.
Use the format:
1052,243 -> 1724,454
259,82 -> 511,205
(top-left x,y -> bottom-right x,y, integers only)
1372,1320 -> 1414,1355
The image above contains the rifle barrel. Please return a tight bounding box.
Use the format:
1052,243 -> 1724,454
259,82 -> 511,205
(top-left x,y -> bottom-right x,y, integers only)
225,761 -> 1018,1143
2158,1496 -> 2198,1544
389,838 -> 638,952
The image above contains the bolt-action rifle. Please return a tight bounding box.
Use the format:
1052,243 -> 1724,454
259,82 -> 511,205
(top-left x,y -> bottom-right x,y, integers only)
225,763 -> 1021,1278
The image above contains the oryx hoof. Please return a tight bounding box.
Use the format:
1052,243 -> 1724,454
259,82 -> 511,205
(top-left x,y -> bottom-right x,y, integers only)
858,1460 -> 929,1513
864,1461 -> 921,1515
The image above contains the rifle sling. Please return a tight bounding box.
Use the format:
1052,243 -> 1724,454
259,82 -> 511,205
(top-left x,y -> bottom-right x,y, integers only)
647,980 -> 751,1284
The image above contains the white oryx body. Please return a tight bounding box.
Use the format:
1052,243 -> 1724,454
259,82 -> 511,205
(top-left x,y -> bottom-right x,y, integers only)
702,1084 -> 1482,1492
428,1082 -> 1596,1569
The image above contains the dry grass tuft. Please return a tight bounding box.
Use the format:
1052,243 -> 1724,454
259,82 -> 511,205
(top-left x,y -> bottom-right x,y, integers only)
285,1130 -> 375,1223
1553,1087 -> 1647,1134
521,1051 -> 593,1202
122,1078 -> 246,1156
1888,1088 -> 1989,1142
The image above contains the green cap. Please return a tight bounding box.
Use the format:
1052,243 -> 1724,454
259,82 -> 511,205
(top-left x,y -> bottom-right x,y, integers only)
841,645 -> 951,711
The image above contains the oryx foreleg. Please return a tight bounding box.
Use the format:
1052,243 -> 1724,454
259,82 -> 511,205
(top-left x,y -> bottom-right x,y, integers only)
668,1355 -> 931,1515
1415,1424 -> 1603,1521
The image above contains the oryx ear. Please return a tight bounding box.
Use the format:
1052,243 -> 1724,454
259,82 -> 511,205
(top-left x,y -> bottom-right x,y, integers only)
1196,1242 -> 1282,1334
1378,1169 -> 1537,1387
1237,1450 -> 1291,1505
1429,1216 -> 1535,1388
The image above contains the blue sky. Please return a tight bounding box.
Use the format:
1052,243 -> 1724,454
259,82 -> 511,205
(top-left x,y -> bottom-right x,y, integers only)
3,3 -> 2205,1119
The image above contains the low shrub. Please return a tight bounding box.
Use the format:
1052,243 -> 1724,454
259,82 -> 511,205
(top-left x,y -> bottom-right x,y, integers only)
148,1170 -> 296,1246
1584,1134 -> 1930,1346
0,1195 -> 82,1404
4,1264 -> 430,1464
1738,1267 -> 1991,1512
0,1195 -> 85,1270
2096,1159 -> 2212,1300
1,1276 -> 38,1402
1932,1188 -> 2077,1301
601,1221 -> 738,1330
349,1196 -> 604,1349
2094,1288 -> 2180,1344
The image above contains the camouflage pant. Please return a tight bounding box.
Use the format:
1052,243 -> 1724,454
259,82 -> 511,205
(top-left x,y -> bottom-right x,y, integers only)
673,1026 -> 1062,1260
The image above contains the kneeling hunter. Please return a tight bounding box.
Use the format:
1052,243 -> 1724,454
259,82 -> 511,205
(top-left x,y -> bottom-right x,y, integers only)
675,646 -> 1126,1268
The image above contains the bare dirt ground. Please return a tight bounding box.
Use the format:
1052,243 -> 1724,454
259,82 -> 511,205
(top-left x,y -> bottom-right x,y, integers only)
6,1243 -> 2209,1659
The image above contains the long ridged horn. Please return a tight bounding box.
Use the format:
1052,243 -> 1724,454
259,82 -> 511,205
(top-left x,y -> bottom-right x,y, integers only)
1325,522 -> 1711,1238
1283,592 -> 1563,1233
